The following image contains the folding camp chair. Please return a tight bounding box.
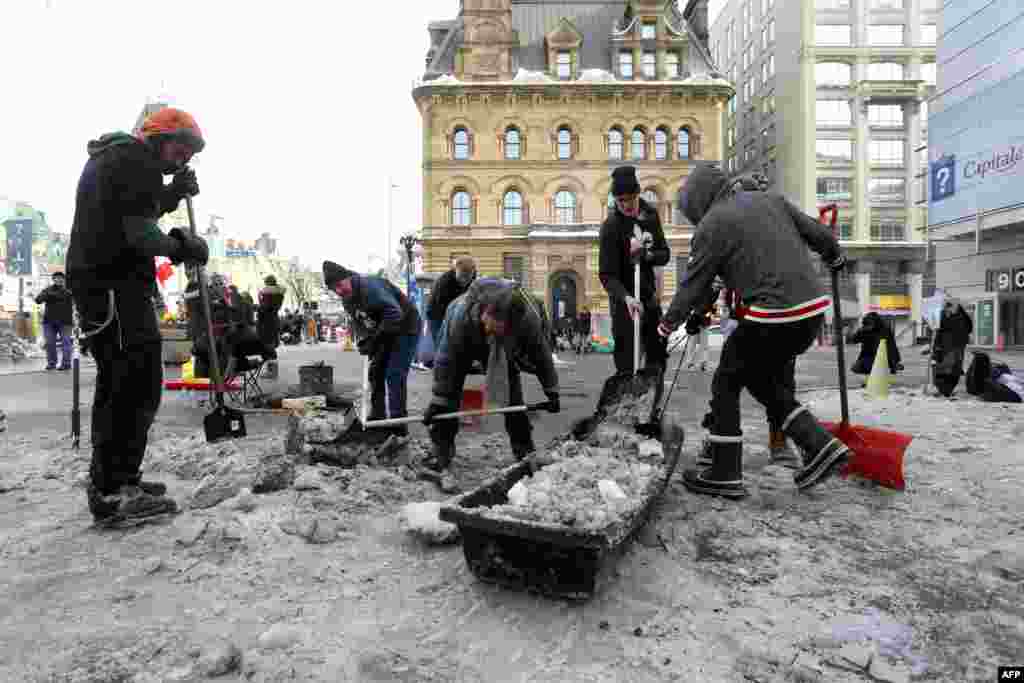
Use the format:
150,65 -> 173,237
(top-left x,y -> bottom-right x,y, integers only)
223,356 -> 267,405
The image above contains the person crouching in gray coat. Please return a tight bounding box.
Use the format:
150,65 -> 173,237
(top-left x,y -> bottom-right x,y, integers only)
419,278 -> 561,486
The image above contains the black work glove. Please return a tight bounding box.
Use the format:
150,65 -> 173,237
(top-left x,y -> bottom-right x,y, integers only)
684,311 -> 706,336
356,336 -> 377,356
828,254 -> 847,272
168,228 -> 209,266
544,391 -> 561,414
168,168 -> 199,200
422,402 -> 448,426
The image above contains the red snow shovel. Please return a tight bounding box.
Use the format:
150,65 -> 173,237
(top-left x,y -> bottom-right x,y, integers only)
818,204 -> 912,490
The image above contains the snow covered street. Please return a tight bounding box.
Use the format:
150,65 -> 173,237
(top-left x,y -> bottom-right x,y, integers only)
0,363 -> 1021,681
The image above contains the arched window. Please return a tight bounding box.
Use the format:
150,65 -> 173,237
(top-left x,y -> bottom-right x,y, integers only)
451,190 -> 472,226
654,128 -> 669,160
504,127 -> 520,160
555,190 -> 576,224
453,128 -> 470,160
503,190 -> 523,226
678,127 -> 691,159
557,126 -> 572,160
631,127 -> 646,160
608,128 -> 624,160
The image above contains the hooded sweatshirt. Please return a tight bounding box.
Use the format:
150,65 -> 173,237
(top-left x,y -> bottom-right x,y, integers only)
664,164 -> 842,327
65,133 -> 183,292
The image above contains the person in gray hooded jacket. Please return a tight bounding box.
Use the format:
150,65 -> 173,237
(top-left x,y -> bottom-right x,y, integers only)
659,164 -> 849,499
420,277 -> 561,484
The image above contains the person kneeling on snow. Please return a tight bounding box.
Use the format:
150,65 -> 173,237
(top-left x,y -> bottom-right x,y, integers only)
850,312 -> 902,383
420,278 -> 561,484
659,164 -> 850,499
324,261 -> 420,436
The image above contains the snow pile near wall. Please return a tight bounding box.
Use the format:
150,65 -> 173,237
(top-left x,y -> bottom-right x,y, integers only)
512,68 -> 554,83
578,68 -> 617,83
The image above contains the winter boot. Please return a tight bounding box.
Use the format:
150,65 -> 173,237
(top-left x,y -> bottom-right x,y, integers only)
511,438 -> 537,462
681,436 -> 748,500
89,484 -> 178,525
769,430 -> 800,469
418,441 -> 454,476
695,436 -> 713,468
126,476 -> 168,496
782,406 -> 850,491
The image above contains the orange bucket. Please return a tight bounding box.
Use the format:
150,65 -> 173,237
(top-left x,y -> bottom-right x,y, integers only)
461,387 -> 486,427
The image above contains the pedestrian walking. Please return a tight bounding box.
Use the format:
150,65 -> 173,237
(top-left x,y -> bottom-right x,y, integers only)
324,261 -> 420,436
599,166 -> 671,376
419,278 -> 561,485
34,271 -> 74,371
65,106 -> 209,524
659,165 -> 849,499
932,298 -> 973,397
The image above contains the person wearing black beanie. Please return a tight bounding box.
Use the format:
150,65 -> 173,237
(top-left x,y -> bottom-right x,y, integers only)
598,165 -> 671,376
324,261 -> 421,435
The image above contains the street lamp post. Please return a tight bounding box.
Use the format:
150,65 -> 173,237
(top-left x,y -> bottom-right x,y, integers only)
398,233 -> 421,295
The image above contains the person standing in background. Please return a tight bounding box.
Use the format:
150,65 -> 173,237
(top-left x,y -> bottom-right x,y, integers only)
35,271 -> 74,371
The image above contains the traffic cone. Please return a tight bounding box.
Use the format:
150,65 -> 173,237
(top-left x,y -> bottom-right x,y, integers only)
866,338 -> 892,399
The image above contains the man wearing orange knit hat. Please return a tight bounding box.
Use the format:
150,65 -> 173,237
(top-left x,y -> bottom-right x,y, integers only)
65,107 -> 210,526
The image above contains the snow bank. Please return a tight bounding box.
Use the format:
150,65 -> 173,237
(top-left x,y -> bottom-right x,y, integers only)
512,68 -> 554,84
399,501 -> 459,545
578,68 -> 617,83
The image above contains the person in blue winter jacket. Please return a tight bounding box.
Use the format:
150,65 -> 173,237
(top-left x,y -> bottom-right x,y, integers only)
324,261 -> 420,436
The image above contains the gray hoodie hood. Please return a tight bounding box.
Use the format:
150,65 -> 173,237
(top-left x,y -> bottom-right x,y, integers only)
677,164 -> 728,226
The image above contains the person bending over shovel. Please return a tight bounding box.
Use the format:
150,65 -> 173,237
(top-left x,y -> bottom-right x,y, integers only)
323,262 -> 420,437
65,106 -> 209,525
419,278 -> 561,487
659,164 -> 849,499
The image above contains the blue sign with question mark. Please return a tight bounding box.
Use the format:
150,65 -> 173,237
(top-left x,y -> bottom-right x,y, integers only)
930,156 -> 956,202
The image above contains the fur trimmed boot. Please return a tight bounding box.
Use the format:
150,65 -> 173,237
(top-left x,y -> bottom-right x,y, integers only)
682,435 -> 749,500
781,406 -> 850,491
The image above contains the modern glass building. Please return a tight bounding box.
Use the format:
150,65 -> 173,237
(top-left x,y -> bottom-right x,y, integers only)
927,1 -> 1024,349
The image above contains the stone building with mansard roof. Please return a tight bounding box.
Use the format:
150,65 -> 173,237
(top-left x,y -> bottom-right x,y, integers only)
412,0 -> 732,331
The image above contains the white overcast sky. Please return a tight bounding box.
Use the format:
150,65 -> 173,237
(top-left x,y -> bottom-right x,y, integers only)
0,0 -> 722,273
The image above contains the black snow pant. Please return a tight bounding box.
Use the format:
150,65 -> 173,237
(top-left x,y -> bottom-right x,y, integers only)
767,357 -> 797,432
429,359 -> 534,455
74,286 -> 163,495
708,315 -> 822,438
611,297 -> 668,375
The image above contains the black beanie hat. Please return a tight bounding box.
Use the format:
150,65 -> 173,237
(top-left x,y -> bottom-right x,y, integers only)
611,166 -> 641,197
323,261 -> 356,291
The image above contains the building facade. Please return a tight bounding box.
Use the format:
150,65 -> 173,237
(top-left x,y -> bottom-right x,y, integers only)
927,1 -> 1024,349
413,0 -> 731,333
709,0 -> 935,333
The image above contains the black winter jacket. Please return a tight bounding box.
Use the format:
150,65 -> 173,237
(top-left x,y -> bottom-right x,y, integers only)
65,133 -> 183,292
431,278 -> 558,407
850,312 -> 902,374
665,165 -> 843,327
427,268 -> 473,325
35,285 -> 74,326
935,306 -> 973,354
599,198 -> 670,304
